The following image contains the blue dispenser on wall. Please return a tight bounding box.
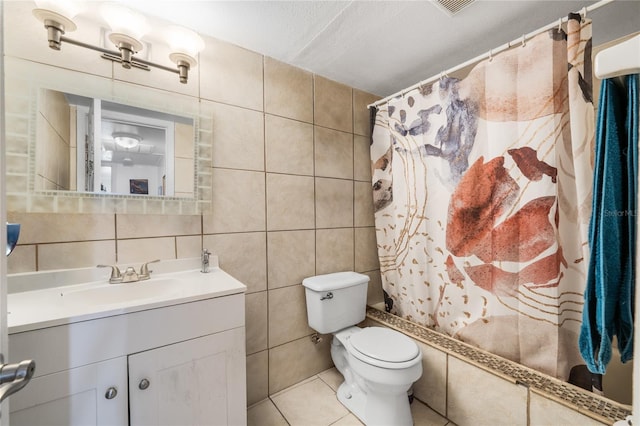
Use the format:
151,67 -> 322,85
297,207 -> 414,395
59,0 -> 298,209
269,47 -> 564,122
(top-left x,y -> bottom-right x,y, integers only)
6,223 -> 20,257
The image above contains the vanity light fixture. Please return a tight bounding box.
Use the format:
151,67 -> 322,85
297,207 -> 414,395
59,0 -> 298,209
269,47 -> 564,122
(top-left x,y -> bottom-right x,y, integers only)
113,132 -> 142,149
32,1 -> 204,84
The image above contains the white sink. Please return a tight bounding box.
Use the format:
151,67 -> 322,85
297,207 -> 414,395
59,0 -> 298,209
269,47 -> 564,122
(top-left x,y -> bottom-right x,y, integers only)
7,257 -> 247,333
58,278 -> 186,306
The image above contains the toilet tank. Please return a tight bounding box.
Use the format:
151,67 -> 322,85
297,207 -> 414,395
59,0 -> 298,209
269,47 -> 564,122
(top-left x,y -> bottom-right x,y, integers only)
302,272 -> 369,334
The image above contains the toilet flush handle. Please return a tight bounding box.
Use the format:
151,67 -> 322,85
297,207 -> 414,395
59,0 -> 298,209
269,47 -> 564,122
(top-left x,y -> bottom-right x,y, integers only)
320,292 -> 333,301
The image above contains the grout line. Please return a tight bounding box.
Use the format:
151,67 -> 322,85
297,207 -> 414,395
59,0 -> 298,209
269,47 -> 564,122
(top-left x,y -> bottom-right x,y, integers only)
114,213 -> 118,262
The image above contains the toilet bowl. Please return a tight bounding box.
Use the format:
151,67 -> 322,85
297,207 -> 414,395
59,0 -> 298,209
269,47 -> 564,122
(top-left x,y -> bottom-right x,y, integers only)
302,272 -> 423,426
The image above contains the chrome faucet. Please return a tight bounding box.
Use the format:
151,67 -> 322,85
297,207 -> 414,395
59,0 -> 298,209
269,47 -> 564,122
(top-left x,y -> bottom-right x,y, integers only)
98,259 -> 160,284
97,264 -> 122,283
121,267 -> 139,283
139,259 -> 160,280
201,249 -> 211,273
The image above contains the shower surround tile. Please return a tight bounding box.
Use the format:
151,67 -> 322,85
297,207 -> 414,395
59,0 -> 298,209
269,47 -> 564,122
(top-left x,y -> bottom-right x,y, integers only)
366,308 -> 630,425
447,356 -> 528,426
413,342 -> 448,416
529,391 -> 608,426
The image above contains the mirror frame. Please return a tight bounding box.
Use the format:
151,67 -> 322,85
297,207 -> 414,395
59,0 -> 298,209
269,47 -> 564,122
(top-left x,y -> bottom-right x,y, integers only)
4,57 -> 212,215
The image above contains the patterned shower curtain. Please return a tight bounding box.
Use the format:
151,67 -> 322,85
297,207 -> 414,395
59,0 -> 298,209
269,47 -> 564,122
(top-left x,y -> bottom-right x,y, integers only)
371,14 -> 594,381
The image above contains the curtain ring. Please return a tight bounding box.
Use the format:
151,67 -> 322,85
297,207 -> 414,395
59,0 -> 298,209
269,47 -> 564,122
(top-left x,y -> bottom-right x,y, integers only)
558,18 -> 562,32
489,49 -> 493,62
581,6 -> 587,20
521,34 -> 526,47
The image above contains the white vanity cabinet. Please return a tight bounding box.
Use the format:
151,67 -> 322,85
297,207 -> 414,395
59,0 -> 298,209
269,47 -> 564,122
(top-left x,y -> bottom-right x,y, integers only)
129,328 -> 245,425
9,357 -> 128,425
7,269 -> 247,426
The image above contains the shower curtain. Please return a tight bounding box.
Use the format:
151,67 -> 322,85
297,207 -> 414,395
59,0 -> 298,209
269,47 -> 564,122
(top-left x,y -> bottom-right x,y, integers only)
371,14 -> 594,380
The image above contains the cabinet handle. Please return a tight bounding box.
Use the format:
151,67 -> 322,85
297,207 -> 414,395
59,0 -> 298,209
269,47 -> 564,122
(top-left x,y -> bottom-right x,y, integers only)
139,378 -> 150,390
105,387 -> 118,400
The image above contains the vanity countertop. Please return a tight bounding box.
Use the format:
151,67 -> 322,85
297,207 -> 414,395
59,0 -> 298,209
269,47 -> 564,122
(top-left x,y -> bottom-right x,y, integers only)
7,257 -> 246,334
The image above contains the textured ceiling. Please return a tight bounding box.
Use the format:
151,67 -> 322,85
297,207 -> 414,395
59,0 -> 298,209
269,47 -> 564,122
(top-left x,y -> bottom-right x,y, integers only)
113,0 -> 639,97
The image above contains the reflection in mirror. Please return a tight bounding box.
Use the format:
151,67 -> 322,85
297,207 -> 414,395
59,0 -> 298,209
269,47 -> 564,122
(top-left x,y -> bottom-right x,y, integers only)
37,89 -> 195,198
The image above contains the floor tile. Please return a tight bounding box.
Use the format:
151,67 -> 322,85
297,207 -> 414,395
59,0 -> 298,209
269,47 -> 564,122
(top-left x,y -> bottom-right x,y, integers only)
318,367 -> 344,391
412,399 -> 449,425
331,413 -> 364,425
270,373 -> 319,399
258,367 -> 454,426
271,377 -> 349,426
247,399 -> 288,426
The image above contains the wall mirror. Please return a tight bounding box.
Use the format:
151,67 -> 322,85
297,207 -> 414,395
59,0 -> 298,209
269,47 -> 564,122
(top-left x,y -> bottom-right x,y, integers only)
38,89 -> 194,197
4,57 -> 212,215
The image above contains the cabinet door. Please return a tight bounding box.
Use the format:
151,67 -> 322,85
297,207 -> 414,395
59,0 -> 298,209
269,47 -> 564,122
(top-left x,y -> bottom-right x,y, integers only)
129,327 -> 246,426
9,357 -> 128,426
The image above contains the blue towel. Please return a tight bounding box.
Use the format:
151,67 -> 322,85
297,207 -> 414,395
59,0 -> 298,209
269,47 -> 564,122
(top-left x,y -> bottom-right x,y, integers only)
579,74 -> 638,374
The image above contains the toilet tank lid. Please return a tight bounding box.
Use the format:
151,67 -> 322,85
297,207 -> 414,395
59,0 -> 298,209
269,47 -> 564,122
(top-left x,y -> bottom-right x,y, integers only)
302,272 -> 370,291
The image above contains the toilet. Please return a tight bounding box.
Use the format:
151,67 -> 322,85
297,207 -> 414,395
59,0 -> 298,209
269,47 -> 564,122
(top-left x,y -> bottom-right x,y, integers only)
302,272 -> 422,426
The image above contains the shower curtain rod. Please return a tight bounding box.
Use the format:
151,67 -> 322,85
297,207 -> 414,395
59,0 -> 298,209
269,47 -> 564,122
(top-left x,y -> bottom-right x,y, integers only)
368,0 -> 616,109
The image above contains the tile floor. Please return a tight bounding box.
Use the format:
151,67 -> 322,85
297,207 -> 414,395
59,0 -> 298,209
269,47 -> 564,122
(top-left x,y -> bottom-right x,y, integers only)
247,368 -> 456,426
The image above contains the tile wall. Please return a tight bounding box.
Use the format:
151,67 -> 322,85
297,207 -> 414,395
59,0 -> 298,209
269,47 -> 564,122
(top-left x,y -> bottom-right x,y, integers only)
365,309 -> 629,426
3,1 -> 382,405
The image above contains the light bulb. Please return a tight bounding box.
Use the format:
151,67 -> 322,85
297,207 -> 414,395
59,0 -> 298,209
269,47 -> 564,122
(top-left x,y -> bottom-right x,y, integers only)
100,3 -> 149,43
166,25 -> 205,60
34,0 -> 80,21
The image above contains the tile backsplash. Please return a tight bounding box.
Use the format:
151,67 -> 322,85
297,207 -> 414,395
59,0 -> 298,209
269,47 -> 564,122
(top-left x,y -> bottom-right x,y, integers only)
4,0 -> 382,405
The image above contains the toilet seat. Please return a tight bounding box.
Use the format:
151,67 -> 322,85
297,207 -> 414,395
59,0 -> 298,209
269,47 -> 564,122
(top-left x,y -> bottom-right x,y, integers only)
346,327 -> 420,369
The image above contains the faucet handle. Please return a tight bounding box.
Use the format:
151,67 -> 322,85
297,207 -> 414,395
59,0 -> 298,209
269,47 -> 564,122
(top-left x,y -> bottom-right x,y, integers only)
97,264 -> 122,283
201,249 -> 211,273
139,259 -> 160,277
